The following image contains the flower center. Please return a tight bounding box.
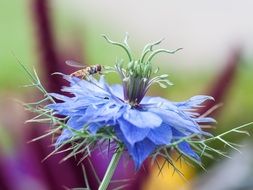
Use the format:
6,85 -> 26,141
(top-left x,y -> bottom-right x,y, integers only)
102,34 -> 182,106
123,60 -> 152,105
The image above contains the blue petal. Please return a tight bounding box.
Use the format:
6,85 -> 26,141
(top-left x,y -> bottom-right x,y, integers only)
62,75 -> 110,98
88,123 -> 104,134
141,96 -> 178,110
110,85 -> 124,99
123,109 -> 162,129
171,128 -> 184,139
174,95 -> 214,109
147,123 -> 172,145
118,118 -> 150,145
48,93 -> 71,101
114,127 -> 156,169
47,96 -> 109,116
67,116 -> 86,130
178,141 -> 200,161
129,138 -> 157,170
77,103 -> 123,126
148,107 -> 201,135
90,103 -> 121,121
195,117 -> 216,123
55,129 -> 72,147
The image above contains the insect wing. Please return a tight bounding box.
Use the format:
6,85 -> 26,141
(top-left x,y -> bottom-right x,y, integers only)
65,60 -> 86,68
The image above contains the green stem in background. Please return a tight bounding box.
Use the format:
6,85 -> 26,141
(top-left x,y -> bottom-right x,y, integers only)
98,145 -> 124,190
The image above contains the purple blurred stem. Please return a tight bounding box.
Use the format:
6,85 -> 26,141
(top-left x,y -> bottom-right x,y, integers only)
32,0 -> 65,92
29,0 -> 86,189
198,47 -> 242,116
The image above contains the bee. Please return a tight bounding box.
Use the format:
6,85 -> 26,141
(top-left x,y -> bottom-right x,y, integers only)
66,60 -> 102,78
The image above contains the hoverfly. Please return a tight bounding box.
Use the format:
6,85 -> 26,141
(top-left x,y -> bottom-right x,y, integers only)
65,60 -> 102,78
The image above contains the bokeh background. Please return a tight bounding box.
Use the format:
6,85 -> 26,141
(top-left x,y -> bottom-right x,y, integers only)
0,1 -> 253,190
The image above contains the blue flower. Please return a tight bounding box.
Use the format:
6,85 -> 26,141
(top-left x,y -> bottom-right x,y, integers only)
46,35 -> 216,169
47,74 -> 215,169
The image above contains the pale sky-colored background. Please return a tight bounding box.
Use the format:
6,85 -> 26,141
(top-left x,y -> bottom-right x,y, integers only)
53,0 -> 253,69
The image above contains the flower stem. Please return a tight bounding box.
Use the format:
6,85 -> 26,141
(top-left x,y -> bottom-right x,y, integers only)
98,145 -> 124,190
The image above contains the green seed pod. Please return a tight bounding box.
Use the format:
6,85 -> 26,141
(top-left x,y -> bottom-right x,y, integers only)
136,64 -> 142,76
127,61 -> 134,70
143,64 -> 151,77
